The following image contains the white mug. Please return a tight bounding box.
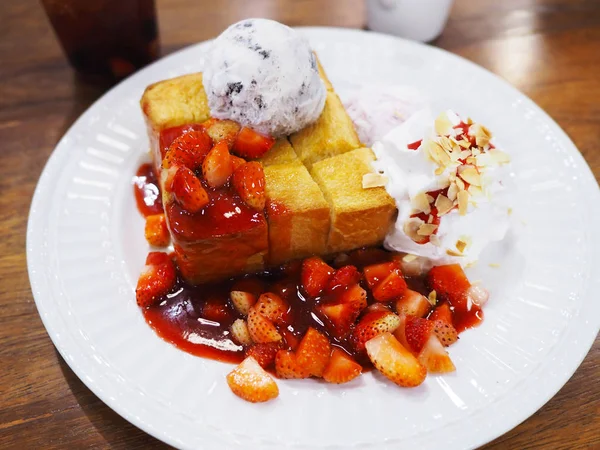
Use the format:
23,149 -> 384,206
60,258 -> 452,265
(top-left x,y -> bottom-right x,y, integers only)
366,0 -> 455,42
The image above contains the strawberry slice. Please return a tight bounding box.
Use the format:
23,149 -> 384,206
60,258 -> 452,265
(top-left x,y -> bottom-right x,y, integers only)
162,129 -> 212,170
428,264 -> 471,310
351,311 -> 402,352
245,342 -> 282,368
338,283 -> 368,309
202,299 -> 232,323
365,332 -> 427,387
275,349 -> 310,379
254,292 -> 289,325
323,348 -> 362,384
231,319 -> 253,346
226,356 -> 279,403
301,256 -> 334,297
403,316 -> 435,354
432,320 -> 458,346
232,127 -> 276,159
230,290 -> 257,316
202,140 -> 234,188
247,308 -> 282,343
135,252 -> 176,307
231,161 -> 266,210
280,328 -> 300,350
316,302 -> 363,338
326,265 -> 361,293
372,270 -> 408,302
230,155 -> 246,172
429,303 -> 453,325
418,334 -> 456,373
296,328 -> 331,377
395,289 -> 431,318
171,166 -> 209,213
202,118 -> 241,146
363,261 -> 399,290
144,213 -> 170,247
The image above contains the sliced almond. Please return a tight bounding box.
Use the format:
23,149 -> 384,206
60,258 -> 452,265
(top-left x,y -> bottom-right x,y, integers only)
489,149 -> 511,164
417,223 -> 438,236
468,185 -> 484,197
456,238 -> 469,253
435,112 -> 454,136
466,156 -> 477,165
458,165 -> 482,186
447,182 -> 459,201
402,254 -> 417,263
362,173 -> 388,188
470,123 -> 492,147
403,217 -> 428,244
427,290 -> 437,306
434,166 -> 445,176
425,139 -> 451,167
457,139 -> 471,149
458,190 -> 469,216
455,177 -> 466,191
434,194 -> 454,216
446,249 -> 464,257
438,136 -> 454,152
412,192 -> 431,214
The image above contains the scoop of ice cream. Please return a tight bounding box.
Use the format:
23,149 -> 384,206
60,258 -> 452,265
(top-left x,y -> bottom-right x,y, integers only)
371,109 -> 512,265
202,19 -> 326,137
344,85 -> 428,146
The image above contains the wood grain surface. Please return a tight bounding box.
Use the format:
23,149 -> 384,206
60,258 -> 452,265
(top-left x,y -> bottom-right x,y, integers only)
0,0 -> 598,448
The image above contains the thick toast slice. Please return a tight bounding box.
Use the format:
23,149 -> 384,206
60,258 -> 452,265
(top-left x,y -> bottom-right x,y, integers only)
264,161 -> 330,265
289,91 -> 361,169
310,148 -> 397,253
258,138 -> 298,166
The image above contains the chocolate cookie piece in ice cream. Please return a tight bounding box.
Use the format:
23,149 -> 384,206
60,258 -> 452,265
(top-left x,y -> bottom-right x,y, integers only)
202,19 -> 327,137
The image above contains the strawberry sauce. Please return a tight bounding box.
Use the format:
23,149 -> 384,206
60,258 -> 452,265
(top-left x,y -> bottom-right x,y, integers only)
133,163 -> 163,217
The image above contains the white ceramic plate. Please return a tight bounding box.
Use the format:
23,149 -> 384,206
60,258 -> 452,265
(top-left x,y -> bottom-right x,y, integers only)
27,28 -> 600,450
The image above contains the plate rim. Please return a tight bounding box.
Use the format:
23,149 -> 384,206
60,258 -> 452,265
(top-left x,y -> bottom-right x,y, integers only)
26,26 -> 600,450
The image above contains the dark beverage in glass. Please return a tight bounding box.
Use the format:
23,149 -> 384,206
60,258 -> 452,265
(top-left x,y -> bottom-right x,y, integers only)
41,0 -> 159,83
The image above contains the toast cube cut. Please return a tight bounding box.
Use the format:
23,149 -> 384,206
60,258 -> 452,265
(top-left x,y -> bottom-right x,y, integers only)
258,138 -> 299,166
264,162 -> 330,265
290,91 -> 361,169
310,148 -> 397,254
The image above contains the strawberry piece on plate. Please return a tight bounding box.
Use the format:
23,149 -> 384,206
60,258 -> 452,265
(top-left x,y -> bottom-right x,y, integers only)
246,342 -> 282,368
371,269 -> 408,302
428,264 -> 471,310
432,320 -> 458,346
403,316 -> 435,354
232,127 -> 276,159
135,252 -> 176,307
296,327 -> 331,377
202,299 -> 232,323
230,290 -> 257,316
429,302 -> 453,325
232,161 -> 266,210
275,350 -> 310,379
338,283 -> 368,309
316,301 -> 363,338
144,213 -> 170,247
363,261 -> 399,290
395,289 -> 431,317
171,166 -> 209,213
230,155 -> 246,172
227,356 -> 279,403
254,292 -> 289,325
202,140 -> 233,188
247,307 -> 282,343
365,332 -> 427,388
301,256 -> 334,297
162,129 -> 212,170
323,348 -> 362,384
326,265 -> 361,293
418,334 -> 456,373
231,319 -> 253,346
351,311 -> 402,352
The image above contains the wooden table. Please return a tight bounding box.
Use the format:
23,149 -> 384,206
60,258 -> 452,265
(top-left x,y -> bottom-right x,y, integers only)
1,0 -> 598,448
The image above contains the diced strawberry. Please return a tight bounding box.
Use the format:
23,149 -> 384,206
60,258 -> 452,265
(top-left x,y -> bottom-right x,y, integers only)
230,290 -> 257,316
301,257 -> 334,297
162,129 -> 212,170
403,316 -> 435,354
323,348 -> 362,384
232,127 -> 276,159
226,356 -> 279,403
428,264 -> 471,310
326,265 -> 361,293
338,284 -> 368,310
158,124 -> 203,158
245,342 -> 282,368
254,292 -> 288,325
351,311 -> 402,352
230,155 -> 246,172
280,328 -> 300,350
417,334 -> 456,373
231,161 -> 266,210
202,299 -> 232,323
395,289 -> 431,317
296,328 -> 331,377
247,308 -> 282,343
432,320 -> 458,346
202,118 -> 241,146
202,140 -> 233,188
231,319 -> 253,346
317,302 -> 362,338
135,252 -> 176,307
393,314 -> 409,349
372,270 -> 408,302
365,332 -> 427,387
429,303 -> 453,325
144,213 -> 170,247
171,166 -> 209,213
363,261 -> 399,290
365,303 -> 392,314
275,349 -> 310,379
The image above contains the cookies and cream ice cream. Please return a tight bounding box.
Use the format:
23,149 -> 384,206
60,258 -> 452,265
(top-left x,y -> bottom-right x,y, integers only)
368,109 -> 512,265
203,18 -> 326,137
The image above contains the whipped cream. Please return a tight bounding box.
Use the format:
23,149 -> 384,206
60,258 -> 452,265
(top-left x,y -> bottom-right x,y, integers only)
371,109 -> 511,265
344,85 -> 428,146
203,19 -> 326,137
